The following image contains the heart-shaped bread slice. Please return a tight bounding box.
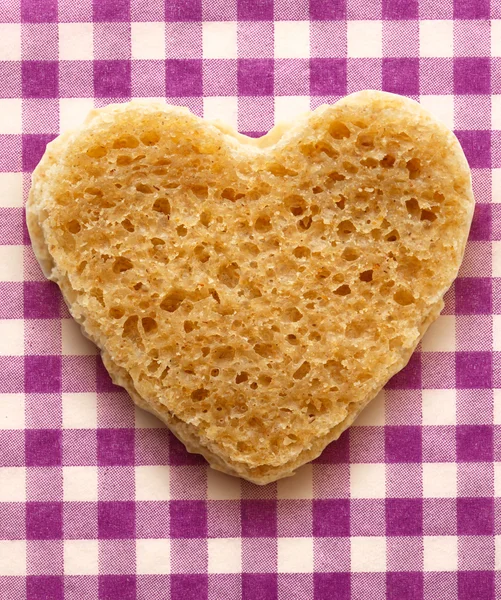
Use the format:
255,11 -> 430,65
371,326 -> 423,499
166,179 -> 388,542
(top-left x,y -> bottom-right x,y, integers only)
28,91 -> 473,484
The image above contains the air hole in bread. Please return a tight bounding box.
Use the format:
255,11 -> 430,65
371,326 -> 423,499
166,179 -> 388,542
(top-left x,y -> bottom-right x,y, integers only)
191,185 -> 209,199
342,247 -> 359,261
133,282 -> 143,290
293,361 -> 311,380
176,225 -> 187,237
152,198 -> 171,216
310,331 -> 321,341
285,307 -> 303,322
116,155 -> 132,166
85,187 -> 103,197
122,315 -> 142,345
67,220 -> 81,234
210,289 -> 221,304
201,347 -> 210,357
109,307 -> 124,319
317,142 -> 339,159
338,220 -> 355,238
194,245 -> 210,263
380,154 -> 395,168
221,187 -> 245,202
184,320 -> 195,333
406,198 -> 420,218
142,317 -> 157,334
236,372 -> 249,384
268,163 -> 298,177
199,211 -> 211,227
151,238 -> 164,246
298,216 -> 312,231
316,267 -> 331,279
312,186 -> 323,194
394,288 -> 415,306
214,345 -> 235,362
421,209 -> 437,222
113,257 -> 133,273
121,219 -> 134,232
254,343 -> 274,358
329,121 -> 350,139
211,369 -> 219,377
336,196 -> 346,210
259,375 -> 272,386
113,135 -> 139,149
357,133 -> 374,150
250,383 -> 258,390
360,157 -> 378,168
140,131 -> 160,146
160,289 -> 187,312
136,183 -> 154,194
218,262 -> 240,288
86,146 -> 107,159
285,195 -> 306,216
255,216 -> 272,233
191,388 -> 209,401
77,261 -> 87,274
334,284 -> 351,296
359,269 -> 373,282
343,161 -> 358,174
293,246 -> 311,259
385,230 -> 400,242
328,171 -> 346,182
406,158 -> 421,179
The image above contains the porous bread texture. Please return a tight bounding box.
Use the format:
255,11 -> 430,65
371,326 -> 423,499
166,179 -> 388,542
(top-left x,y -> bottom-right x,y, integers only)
27,91 -> 474,484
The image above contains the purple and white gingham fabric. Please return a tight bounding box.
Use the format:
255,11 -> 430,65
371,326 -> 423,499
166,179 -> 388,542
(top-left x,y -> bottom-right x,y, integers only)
0,0 -> 499,598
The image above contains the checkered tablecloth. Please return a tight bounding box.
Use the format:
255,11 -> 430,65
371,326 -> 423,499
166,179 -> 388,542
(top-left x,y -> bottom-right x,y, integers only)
0,0 -> 500,598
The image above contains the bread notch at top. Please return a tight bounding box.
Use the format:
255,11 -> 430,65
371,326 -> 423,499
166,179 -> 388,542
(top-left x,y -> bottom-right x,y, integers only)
27,91 -> 474,484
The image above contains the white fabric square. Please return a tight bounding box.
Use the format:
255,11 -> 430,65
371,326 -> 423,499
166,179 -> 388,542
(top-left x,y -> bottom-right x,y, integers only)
0,173 -> 23,208
492,243 -> 501,277
137,539 -> 171,574
0,394 -> 25,429
492,169 -> 501,204
419,20 -> 453,57
421,315 -> 456,352
494,316 -> 501,351
494,390 -> 501,425
207,467 -> 241,500
492,20 -> 501,57
59,23 -> 94,60
350,463 -> 386,498
64,540 -> 99,575
63,466 -> 98,502
131,22 -> 166,60
493,96 -> 501,130
424,536 -> 457,571
203,22 -> 237,59
351,537 -> 386,572
277,464 -> 312,499
496,535 -> 501,570
423,463 -> 457,498
0,467 -> 25,502
62,318 -> 97,356
0,99 -> 22,134
135,466 -> 170,500
354,389 -> 385,426
0,541 -> 26,576
59,98 -> 95,133
274,96 -> 311,123
495,462 -> 501,497
422,389 -> 456,426
347,21 -> 382,58
0,246 -> 24,283
0,319 -> 24,356
274,21 -> 310,58
208,538 -> 242,573
203,97 -> 238,130
62,392 -> 97,429
420,95 -> 454,130
0,25 -> 21,60
134,405 -> 165,428
278,538 -> 313,573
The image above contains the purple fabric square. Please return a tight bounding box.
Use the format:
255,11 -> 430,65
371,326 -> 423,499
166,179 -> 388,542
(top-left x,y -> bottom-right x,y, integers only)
456,352 -> 492,389
25,356 -> 62,394
455,130 -> 491,168
170,500 -> 207,538
314,573 -> 350,600
386,499 -> 423,536
98,501 -> 135,539
97,429 -> 135,466
26,502 -> 62,540
385,426 -> 422,463
0,207 -> 23,243
455,278 -> 492,315
23,281 -> 61,318
93,0 -> 130,22
96,357 -> 122,393
457,497 -> 494,535
165,59 -> 203,97
237,0 -> 273,20
165,0 -> 202,21
314,430 -> 350,464
382,58 -> 419,95
22,62 -> 58,99
309,0 -> 346,20
457,425 -> 494,462
454,0 -> 490,19
94,61 -> 131,98
238,59 -> 274,96
21,0 -> 57,22
0,283 -> 23,319
0,62 -> 22,99
386,353 -> 421,389
169,432 -> 205,465
313,499 -> 350,537
26,430 -> 62,467
171,575 -> 208,600
0,357 -> 24,394
310,58 -> 347,96
382,0 -> 418,19
26,576 -> 63,600
387,573 -> 423,600
458,572 -> 494,600
99,576 -> 136,600
241,500 -> 277,537
23,134 -> 57,172
454,58 -> 491,95
469,205 -> 491,241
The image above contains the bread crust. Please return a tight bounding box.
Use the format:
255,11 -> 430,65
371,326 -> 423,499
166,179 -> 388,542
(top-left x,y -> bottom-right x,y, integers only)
27,91 -> 473,484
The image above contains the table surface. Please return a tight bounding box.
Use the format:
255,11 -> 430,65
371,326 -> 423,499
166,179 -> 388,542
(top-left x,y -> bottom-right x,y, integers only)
0,0 -> 500,599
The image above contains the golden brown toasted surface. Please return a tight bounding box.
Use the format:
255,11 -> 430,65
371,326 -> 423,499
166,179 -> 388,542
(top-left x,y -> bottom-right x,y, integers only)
27,91 -> 473,484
